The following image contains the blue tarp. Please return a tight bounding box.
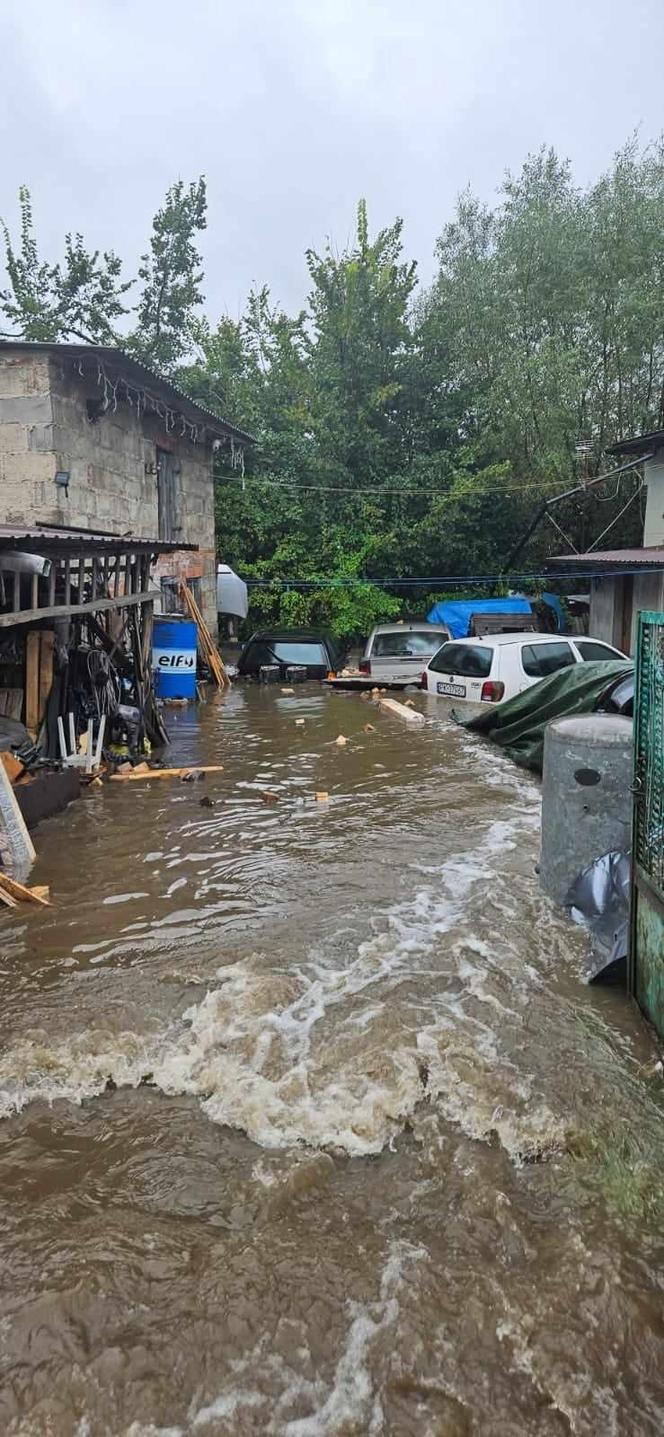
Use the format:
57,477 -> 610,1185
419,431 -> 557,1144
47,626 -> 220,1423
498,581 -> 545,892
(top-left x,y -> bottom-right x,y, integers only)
426,596 -> 532,639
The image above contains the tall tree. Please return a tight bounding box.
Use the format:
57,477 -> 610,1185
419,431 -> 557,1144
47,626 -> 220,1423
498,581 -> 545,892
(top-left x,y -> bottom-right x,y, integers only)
129,177 -> 207,373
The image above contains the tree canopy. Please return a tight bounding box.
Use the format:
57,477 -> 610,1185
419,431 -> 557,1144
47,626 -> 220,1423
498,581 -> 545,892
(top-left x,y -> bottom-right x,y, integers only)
2,138 -> 664,634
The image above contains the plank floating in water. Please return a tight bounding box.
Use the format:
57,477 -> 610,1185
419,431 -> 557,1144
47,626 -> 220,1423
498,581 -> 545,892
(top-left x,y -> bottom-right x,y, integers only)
376,696 -> 425,725
110,765 -> 224,782
0,873 -> 50,906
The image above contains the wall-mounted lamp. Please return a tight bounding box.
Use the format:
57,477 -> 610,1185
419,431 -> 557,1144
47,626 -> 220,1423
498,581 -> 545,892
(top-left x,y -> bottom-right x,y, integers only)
54,470 -> 70,497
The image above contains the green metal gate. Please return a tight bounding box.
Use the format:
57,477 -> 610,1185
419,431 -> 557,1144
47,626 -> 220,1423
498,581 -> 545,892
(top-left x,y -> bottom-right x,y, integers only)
630,610 -> 664,1034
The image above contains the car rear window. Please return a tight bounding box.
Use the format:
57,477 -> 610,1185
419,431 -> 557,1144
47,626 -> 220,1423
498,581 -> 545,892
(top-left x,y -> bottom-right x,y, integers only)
428,642 -> 493,678
521,641 -> 575,678
574,640 -> 624,662
243,640 -> 328,668
271,642 -> 328,665
371,630 -> 441,657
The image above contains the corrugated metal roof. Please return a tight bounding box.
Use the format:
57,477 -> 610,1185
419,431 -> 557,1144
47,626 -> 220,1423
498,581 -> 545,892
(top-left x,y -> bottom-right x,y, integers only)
0,523 -> 195,554
608,431 -> 664,457
0,341 -> 255,446
546,546 -> 664,572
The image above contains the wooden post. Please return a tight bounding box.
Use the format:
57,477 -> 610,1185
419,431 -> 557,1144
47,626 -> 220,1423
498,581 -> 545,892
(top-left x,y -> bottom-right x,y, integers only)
30,572 -> 39,612
48,561 -> 56,608
25,632 -> 41,736
37,631 -> 55,730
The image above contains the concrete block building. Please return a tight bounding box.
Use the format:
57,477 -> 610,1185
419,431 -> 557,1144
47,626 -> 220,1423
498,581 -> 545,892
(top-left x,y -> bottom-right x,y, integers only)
0,342 -> 251,631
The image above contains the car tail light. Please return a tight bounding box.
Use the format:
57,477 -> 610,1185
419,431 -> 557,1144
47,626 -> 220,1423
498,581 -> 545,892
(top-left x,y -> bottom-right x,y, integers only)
481,680 -> 505,703
420,669 -> 428,689
359,658 -> 370,675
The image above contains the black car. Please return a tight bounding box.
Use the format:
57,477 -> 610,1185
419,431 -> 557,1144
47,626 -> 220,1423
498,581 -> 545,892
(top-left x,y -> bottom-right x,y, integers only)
236,629 -> 346,680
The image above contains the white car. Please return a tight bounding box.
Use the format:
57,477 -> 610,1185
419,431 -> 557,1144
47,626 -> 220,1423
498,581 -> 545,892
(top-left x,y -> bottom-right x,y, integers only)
421,632 -> 628,710
359,622 -> 451,685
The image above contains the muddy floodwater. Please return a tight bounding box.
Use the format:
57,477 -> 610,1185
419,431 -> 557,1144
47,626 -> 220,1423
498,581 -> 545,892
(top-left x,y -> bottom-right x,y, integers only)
2,685 -> 664,1435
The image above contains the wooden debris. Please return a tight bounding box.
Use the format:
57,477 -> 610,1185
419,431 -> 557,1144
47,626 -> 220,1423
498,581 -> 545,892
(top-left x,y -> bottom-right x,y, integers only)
364,723 -> 376,733
0,872 -> 50,906
0,751 -> 25,784
0,885 -> 17,908
260,790 -> 280,803
377,696 -> 425,726
335,735 -> 348,747
180,584 -> 229,690
25,631 -> 40,737
30,885 -> 50,902
315,791 -> 329,802
281,687 -> 295,695
110,765 -> 224,782
164,697 -> 190,708
295,718 -> 305,726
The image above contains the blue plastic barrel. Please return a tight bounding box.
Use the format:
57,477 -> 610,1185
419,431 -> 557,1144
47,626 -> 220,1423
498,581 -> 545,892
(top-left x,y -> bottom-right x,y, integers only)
152,616 -> 198,699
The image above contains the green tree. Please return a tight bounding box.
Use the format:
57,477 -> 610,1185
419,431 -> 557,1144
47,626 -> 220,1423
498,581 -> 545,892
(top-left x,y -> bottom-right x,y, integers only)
0,186 -> 130,343
128,177 -> 207,374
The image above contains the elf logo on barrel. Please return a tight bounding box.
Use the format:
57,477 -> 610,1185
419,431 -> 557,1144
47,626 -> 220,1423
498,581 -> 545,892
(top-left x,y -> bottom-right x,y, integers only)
152,648 -> 196,670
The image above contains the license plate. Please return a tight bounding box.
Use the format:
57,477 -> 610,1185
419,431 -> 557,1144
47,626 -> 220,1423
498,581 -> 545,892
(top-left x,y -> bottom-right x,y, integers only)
437,682 -> 466,697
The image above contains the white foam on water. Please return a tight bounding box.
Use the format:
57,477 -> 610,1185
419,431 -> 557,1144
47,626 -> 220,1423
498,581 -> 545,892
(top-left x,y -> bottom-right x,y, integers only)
187,1240 -> 426,1436
0,808 -> 566,1160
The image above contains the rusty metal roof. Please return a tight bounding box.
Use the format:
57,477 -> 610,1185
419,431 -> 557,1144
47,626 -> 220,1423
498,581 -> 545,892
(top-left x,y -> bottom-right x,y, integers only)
608,431 -> 664,457
545,546 -> 664,574
0,523 -> 196,555
0,341 -> 255,446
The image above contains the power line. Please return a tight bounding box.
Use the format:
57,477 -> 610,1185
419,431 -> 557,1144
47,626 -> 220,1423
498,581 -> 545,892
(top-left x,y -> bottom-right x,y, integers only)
219,474 -> 590,501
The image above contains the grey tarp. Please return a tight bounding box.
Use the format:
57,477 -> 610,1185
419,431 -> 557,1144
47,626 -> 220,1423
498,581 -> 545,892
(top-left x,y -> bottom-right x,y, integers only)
460,660 -> 633,775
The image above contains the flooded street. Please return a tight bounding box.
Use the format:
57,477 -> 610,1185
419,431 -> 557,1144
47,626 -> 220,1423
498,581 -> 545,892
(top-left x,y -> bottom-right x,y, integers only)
2,685 -> 664,1435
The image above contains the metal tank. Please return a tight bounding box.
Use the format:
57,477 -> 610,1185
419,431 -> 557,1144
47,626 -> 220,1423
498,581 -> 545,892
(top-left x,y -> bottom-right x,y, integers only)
540,714 -> 633,905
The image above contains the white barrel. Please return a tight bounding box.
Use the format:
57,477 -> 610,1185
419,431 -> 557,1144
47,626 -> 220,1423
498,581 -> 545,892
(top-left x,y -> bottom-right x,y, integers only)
540,715 -> 633,905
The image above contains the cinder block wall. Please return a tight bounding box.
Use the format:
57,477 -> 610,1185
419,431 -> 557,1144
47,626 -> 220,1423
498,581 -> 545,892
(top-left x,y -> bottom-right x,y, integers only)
0,351 -> 218,632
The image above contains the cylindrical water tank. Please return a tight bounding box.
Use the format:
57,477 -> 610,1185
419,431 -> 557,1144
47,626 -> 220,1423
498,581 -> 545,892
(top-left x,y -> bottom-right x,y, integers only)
540,715 -> 633,905
152,616 -> 198,700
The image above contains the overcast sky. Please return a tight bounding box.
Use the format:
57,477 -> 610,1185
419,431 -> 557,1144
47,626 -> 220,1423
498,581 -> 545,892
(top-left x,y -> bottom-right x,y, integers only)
2,0 -> 663,323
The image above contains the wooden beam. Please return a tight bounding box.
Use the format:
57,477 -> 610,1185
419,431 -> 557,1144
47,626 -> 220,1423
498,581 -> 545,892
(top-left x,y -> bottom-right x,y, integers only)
0,589 -> 161,628
376,696 -> 425,725
25,632 -> 40,735
37,630 -> 55,729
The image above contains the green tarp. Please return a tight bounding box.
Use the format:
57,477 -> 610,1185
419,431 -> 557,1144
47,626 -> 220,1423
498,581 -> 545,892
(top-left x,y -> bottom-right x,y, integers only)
460,661 -> 633,775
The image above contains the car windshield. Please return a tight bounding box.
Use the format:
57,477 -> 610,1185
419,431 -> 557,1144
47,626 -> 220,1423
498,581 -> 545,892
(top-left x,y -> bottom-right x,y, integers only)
372,630 -> 440,657
428,642 -> 493,678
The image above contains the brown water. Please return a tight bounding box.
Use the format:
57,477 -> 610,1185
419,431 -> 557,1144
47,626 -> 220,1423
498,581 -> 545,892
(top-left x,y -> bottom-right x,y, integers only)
1,685 -> 664,1436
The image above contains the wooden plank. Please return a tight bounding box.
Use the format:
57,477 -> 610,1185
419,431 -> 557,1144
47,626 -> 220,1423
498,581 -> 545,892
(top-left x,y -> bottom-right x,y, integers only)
0,589 -> 161,629
0,885 -> 18,908
0,872 -> 50,906
25,632 -> 40,735
30,572 -> 39,611
0,689 -> 24,720
37,630 -> 55,729
0,762 -> 36,876
109,765 -> 224,782
376,696 -> 425,725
